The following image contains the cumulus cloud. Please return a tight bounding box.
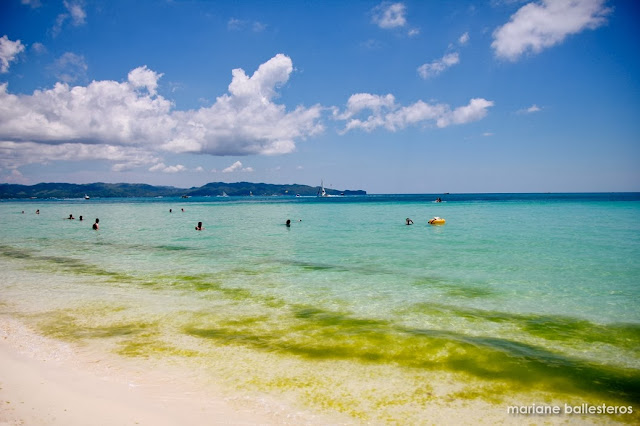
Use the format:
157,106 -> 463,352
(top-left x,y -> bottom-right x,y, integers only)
0,54 -> 323,173
0,140 -> 160,172
459,32 -> 470,45
0,36 -> 25,73
336,94 -> 494,133
149,163 -> 186,173
128,65 -> 163,95
492,0 -> 611,61
222,161 -> 254,173
372,2 -> 407,29
417,52 -> 460,79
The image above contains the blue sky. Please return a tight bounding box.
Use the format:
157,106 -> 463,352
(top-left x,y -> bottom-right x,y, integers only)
0,0 -> 638,193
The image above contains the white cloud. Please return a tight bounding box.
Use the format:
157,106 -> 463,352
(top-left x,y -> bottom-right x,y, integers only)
228,18 -> 267,32
408,28 -> 420,37
518,104 -> 542,114
21,0 -> 42,8
492,0 -> 611,61
372,2 -> 407,29
459,32 -> 470,45
0,140 -> 160,171
436,98 -> 495,128
0,36 -> 25,73
228,18 -> 244,31
417,52 -> 460,79
222,161 -> 253,173
48,52 -> 87,83
149,163 -> 186,173
31,42 -> 47,54
0,54 -> 324,173
65,0 -> 86,26
1,169 -> 28,184
53,1 -> 87,36
336,94 -> 494,132
252,22 -> 267,32
128,65 -> 163,95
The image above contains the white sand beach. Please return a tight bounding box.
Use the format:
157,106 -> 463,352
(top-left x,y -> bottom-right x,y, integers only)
0,318 -> 329,426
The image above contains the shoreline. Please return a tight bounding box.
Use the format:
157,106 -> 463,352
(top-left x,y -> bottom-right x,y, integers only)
1,316 -> 631,425
0,317 -> 330,426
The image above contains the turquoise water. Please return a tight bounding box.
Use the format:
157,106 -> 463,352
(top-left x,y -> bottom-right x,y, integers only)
1,193 -> 639,421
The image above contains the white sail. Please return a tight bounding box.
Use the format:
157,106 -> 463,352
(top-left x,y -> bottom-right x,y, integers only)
318,180 -> 327,197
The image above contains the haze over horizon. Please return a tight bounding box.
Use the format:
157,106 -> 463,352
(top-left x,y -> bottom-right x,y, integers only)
1,0 -> 638,194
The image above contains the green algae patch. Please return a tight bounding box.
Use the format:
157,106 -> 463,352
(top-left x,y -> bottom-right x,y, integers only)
116,332 -> 200,358
183,303 -> 640,408
399,301 -> 640,352
36,306 -> 154,343
0,244 -> 136,284
412,276 -> 498,299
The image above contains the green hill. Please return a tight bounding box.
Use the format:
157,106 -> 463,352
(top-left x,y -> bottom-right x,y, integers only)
0,182 -> 366,199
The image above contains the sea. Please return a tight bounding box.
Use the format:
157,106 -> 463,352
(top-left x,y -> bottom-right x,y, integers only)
1,193 -> 639,423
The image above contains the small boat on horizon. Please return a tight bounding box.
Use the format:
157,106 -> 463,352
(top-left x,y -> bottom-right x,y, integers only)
317,180 -> 328,197
84,194 -> 90,200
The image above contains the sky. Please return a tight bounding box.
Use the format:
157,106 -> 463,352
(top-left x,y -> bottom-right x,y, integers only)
0,0 -> 639,194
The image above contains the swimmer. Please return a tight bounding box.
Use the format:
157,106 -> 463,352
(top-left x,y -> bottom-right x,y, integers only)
286,219 -> 291,227
36,209 -> 40,214
406,218 -> 414,225
79,215 -> 83,221
92,218 -> 99,230
195,221 -> 204,231
68,214 -> 75,220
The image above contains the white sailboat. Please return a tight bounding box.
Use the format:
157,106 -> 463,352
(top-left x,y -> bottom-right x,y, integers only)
317,180 -> 327,197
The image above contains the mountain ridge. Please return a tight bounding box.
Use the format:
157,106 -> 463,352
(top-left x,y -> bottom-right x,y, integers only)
0,181 -> 366,198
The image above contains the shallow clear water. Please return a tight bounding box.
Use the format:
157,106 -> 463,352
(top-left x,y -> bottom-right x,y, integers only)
1,193 -> 639,422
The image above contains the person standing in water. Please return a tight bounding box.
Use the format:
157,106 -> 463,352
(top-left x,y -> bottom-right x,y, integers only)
195,221 -> 204,231
93,218 -> 99,230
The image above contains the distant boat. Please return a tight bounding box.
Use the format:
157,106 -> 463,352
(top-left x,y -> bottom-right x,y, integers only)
181,195 -> 190,199
249,191 -> 254,197
296,194 -> 301,197
317,180 -> 327,197
84,194 -> 90,200
218,191 -> 229,197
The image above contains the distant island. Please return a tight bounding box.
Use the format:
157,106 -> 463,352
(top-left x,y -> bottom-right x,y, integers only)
0,182 -> 366,199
